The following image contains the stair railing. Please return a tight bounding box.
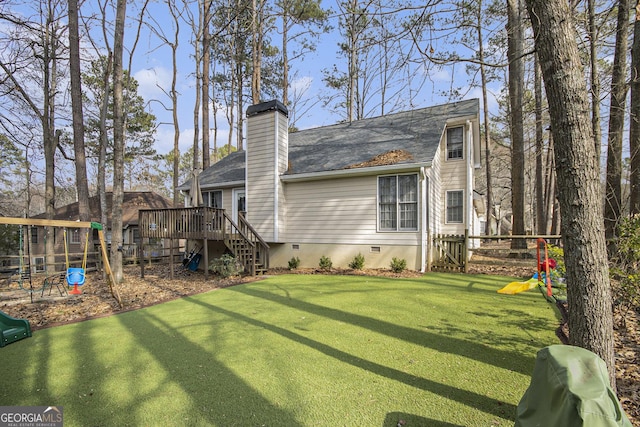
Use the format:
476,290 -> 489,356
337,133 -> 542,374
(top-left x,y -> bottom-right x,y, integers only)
221,211 -> 269,275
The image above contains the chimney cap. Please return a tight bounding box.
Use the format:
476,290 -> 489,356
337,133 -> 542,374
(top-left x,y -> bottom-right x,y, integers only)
246,100 -> 288,118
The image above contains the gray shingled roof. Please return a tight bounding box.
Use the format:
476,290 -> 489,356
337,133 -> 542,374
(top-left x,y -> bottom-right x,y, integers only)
179,99 -> 479,190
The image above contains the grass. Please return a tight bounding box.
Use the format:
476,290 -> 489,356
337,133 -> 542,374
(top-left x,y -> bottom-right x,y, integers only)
0,273 -> 560,426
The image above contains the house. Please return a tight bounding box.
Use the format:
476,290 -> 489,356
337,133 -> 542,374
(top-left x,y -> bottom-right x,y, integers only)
175,99 -> 483,272
27,191 -> 174,271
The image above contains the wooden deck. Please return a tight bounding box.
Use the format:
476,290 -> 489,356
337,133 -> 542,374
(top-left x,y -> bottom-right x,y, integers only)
139,207 -> 227,240
138,207 -> 269,276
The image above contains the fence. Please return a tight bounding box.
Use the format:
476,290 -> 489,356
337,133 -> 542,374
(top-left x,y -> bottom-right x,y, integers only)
431,234 -> 562,273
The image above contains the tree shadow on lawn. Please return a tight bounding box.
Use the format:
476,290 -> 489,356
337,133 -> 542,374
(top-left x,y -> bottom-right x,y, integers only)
2,320 -> 134,426
3,312 -> 302,426
184,296 -> 517,421
227,285 -> 540,376
114,310 -> 305,426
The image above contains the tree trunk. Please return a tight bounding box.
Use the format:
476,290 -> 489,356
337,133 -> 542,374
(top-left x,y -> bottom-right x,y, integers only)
251,0 -> 262,104
534,56 -> 546,235
588,0 -> 603,158
68,0 -> 90,226
524,0 -> 617,391
282,3 -> 289,106
202,0 -> 211,169
630,0 -> 640,214
604,0 -> 630,253
168,1 -> 181,206
43,11 -> 57,272
507,0 -> 527,250
111,0 -> 127,284
98,53 -> 112,228
477,0 -> 493,236
192,0 -> 202,172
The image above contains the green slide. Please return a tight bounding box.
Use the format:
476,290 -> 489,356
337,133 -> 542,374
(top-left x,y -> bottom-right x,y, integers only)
0,309 -> 32,348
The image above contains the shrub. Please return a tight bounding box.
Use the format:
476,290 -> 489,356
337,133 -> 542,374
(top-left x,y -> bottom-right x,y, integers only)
610,215 -> 640,311
390,257 -> 406,273
319,255 -> 332,271
210,254 -> 244,278
288,256 -> 301,270
546,244 -> 565,277
349,253 -> 365,270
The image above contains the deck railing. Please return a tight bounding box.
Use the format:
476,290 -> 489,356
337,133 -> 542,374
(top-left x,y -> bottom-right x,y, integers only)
138,207 -> 269,274
139,207 -> 226,240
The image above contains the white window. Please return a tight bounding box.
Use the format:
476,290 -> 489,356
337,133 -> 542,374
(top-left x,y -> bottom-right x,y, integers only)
33,257 -> 45,272
204,190 -> 222,208
69,229 -> 81,244
378,174 -> 418,231
447,190 -> 464,223
447,126 -> 464,160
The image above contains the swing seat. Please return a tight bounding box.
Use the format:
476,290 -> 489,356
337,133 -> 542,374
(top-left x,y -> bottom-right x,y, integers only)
66,268 -> 85,286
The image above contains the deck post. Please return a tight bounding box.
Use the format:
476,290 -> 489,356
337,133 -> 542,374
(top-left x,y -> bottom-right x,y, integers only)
169,238 -> 174,279
203,238 -> 208,278
140,240 -> 145,278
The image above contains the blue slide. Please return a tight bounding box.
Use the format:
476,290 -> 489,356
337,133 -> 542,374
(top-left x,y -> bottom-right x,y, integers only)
0,309 -> 31,347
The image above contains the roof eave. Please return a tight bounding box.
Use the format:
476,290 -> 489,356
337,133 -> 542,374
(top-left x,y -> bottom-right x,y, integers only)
280,162 -> 432,183
183,180 -> 246,192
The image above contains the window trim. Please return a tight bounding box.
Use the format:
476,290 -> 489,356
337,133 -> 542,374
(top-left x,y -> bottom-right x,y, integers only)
377,173 -> 419,232
204,190 -> 223,208
446,126 -> 464,161
446,190 -> 464,224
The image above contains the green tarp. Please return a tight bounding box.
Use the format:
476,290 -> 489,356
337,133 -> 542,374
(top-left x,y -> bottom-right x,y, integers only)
516,345 -> 632,427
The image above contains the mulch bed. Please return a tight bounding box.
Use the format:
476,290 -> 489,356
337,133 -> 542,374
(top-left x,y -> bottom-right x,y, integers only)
0,262 -> 637,425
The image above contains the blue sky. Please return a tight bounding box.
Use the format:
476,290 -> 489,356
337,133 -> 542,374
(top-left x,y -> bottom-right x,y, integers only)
107,0 -> 502,156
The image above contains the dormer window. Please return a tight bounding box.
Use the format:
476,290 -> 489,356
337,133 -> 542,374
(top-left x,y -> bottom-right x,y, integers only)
447,126 -> 464,160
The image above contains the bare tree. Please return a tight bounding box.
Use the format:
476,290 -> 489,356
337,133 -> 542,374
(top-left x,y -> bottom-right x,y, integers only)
202,0 -> 212,169
0,0 -> 68,270
147,0 -> 185,205
111,0 -> 127,283
631,0 -> 640,214
276,0 -> 328,107
524,0 -> 617,390
604,0 -> 630,253
588,0 -> 603,157
68,0 -> 90,225
507,0 -> 527,250
534,55 -> 546,235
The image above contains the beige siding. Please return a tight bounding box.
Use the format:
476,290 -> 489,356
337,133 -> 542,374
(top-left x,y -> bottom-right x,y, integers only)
246,111 -> 279,240
221,188 -> 233,212
440,122 -> 471,235
269,242 -> 422,271
430,144 -> 442,235
282,175 -> 421,246
277,114 -> 288,239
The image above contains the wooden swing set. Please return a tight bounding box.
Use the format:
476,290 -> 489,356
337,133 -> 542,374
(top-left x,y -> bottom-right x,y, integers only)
0,216 -> 122,307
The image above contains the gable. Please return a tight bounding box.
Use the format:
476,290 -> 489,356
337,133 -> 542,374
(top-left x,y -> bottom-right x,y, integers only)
286,99 -> 479,175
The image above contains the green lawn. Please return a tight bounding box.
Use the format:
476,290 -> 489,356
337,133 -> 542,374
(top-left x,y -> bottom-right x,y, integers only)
0,273 -> 559,426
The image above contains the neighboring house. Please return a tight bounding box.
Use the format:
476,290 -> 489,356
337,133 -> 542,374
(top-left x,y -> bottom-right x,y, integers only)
28,191 -> 174,271
176,99 -> 483,272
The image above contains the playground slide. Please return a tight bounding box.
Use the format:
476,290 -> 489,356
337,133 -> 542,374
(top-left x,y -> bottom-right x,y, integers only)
497,277 -> 539,295
0,309 -> 32,348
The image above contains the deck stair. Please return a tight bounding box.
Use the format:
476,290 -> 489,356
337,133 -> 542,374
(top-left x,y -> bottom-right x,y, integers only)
223,212 -> 269,275
139,207 -> 269,276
